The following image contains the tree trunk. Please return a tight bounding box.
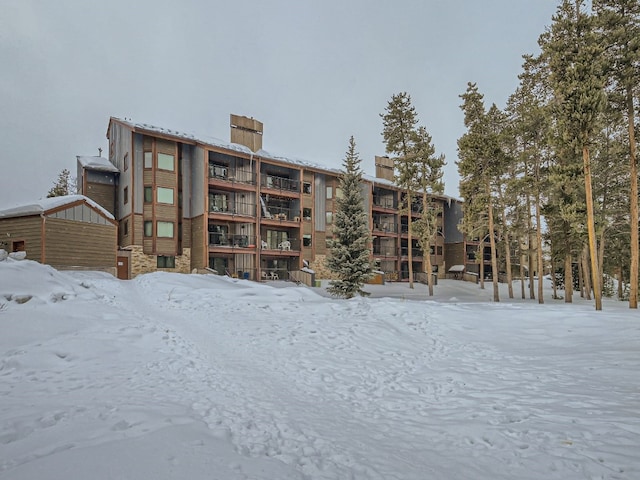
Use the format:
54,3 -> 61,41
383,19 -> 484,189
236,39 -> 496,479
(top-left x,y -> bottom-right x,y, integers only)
499,190 -> 514,299
627,85 -> 638,308
527,194 -> 535,300
577,248 -> 585,298
520,250 -> 526,299
583,145 -> 602,310
479,241 -> 485,290
565,253 -> 573,303
487,182 -> 500,302
407,190 -> 414,289
618,265 -> 623,301
582,245 -> 592,301
535,177 -> 544,304
423,194 -> 434,296
552,258 -> 559,300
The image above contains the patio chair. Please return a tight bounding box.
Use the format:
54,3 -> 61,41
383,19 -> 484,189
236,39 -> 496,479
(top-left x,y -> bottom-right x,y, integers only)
261,240 -> 268,249
278,240 -> 291,251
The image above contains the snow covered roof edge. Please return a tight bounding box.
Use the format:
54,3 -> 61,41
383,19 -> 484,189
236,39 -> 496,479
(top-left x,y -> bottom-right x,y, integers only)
0,195 -> 115,221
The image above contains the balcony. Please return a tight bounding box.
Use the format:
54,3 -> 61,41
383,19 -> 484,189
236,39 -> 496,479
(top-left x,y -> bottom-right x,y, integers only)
401,247 -> 423,258
209,163 -> 257,185
261,174 -> 299,193
373,221 -> 398,234
373,197 -> 396,209
209,199 -> 257,217
260,238 -> 301,251
209,233 -> 257,249
372,246 -> 397,257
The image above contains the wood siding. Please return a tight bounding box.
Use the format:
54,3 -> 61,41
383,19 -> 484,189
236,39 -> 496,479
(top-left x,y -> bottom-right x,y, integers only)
45,218 -> 116,269
182,218 -> 192,249
85,182 -> 116,216
0,216 -> 43,262
190,214 -> 206,271
119,214 -> 133,247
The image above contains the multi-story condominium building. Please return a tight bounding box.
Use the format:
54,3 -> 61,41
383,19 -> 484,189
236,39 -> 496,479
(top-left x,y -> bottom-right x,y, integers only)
79,114 -> 464,281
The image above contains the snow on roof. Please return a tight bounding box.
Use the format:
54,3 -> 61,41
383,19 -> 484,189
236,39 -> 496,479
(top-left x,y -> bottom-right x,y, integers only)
448,265 -> 466,272
257,149 -> 342,174
0,195 -> 115,220
76,156 -> 119,173
112,117 -> 341,173
112,117 -> 254,156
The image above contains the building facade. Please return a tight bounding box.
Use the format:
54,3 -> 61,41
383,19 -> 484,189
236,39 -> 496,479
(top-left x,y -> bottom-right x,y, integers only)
80,115 -> 463,281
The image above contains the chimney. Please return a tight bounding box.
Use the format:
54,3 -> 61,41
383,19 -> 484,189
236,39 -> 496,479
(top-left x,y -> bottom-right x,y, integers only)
375,155 -> 394,181
230,114 -> 263,152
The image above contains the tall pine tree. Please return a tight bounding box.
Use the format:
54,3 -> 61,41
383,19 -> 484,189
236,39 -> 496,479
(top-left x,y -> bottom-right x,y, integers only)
381,92 -> 419,288
544,0 -> 607,310
326,137 -> 373,298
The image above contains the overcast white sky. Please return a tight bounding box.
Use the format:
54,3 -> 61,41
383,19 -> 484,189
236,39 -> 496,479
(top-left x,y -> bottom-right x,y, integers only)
0,0 -> 559,208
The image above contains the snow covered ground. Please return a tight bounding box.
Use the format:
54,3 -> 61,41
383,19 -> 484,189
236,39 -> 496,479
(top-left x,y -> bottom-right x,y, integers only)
1,258 -> 639,479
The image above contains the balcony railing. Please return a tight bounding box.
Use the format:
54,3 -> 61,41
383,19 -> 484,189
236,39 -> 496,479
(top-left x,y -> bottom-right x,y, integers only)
401,247 -> 423,257
209,200 -> 257,217
209,233 -> 257,248
373,197 -> 396,209
260,238 -> 300,251
263,205 -> 300,221
373,222 -> 398,233
261,174 -> 300,193
209,164 -> 257,185
372,246 -> 397,257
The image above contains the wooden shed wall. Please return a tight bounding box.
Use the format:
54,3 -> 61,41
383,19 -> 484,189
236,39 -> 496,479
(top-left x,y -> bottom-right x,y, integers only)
0,216 -> 43,262
45,218 -> 116,269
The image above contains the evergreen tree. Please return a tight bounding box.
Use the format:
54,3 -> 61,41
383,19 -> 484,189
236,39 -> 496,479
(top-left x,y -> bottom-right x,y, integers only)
412,126 -> 445,296
327,137 -> 373,298
381,92 -> 419,288
544,0 -> 607,310
593,0 -> 640,308
47,168 -> 75,197
457,83 -> 504,302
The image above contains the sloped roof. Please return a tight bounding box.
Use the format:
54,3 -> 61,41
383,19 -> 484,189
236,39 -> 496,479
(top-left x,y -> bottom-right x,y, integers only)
77,156 -> 119,173
0,195 -> 115,220
111,117 -> 342,173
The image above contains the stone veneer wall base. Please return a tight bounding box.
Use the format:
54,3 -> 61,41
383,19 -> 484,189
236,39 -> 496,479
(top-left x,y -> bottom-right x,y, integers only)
130,246 -> 191,277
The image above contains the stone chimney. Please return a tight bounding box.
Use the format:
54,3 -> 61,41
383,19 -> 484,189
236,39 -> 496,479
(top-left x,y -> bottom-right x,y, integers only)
230,114 -> 263,152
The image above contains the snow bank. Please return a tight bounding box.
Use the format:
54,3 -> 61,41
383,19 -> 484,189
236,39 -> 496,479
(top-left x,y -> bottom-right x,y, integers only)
1,260 -> 639,479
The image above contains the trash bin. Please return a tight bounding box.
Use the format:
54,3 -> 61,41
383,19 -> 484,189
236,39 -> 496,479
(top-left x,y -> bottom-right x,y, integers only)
432,273 -> 438,285
243,271 -> 250,280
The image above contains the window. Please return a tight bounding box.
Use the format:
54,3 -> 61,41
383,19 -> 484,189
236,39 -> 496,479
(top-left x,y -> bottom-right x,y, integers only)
325,211 -> 333,224
124,186 -> 128,204
11,240 -> 25,252
157,153 -> 175,171
144,186 -> 152,203
303,234 -> 312,247
157,255 -> 176,268
303,182 -> 312,194
157,221 -> 174,238
144,152 -> 153,169
326,186 -> 333,199
124,153 -> 129,171
336,187 -> 343,199
157,187 -> 174,204
124,220 -> 129,236
144,221 -> 153,237
303,208 -> 312,220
